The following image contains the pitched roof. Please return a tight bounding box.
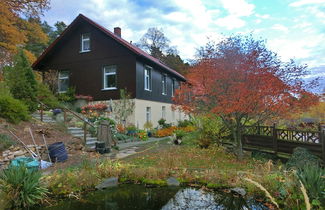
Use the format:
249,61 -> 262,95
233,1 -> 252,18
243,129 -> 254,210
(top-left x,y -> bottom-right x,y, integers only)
32,14 -> 186,81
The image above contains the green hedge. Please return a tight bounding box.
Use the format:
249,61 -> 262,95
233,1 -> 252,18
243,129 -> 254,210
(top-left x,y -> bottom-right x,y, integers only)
0,95 -> 30,124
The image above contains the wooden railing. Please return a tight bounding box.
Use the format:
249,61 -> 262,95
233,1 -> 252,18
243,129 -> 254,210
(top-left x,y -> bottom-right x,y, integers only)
38,102 -> 95,144
242,125 -> 325,161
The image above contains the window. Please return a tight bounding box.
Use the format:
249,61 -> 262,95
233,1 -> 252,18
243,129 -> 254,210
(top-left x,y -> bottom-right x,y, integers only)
162,106 -> 166,119
103,65 -> 117,90
162,74 -> 167,95
80,33 -> 90,52
171,79 -> 175,96
144,66 -> 152,91
146,107 -> 151,122
58,71 -> 69,93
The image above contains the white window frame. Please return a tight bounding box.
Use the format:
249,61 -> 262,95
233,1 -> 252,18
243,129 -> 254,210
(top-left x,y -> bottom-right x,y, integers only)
80,33 -> 91,53
162,106 -> 166,119
162,74 -> 167,95
144,66 -> 152,91
146,107 -> 151,122
102,65 -> 117,90
58,71 -> 69,93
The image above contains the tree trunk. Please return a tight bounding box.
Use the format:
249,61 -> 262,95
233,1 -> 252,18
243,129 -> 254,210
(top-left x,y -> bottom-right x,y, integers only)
232,125 -> 243,160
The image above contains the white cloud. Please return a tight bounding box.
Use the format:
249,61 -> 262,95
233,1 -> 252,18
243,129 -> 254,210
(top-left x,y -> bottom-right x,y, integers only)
289,0 -> 325,7
220,0 -> 255,16
216,0 -> 255,29
271,24 -> 289,33
215,15 -> 246,29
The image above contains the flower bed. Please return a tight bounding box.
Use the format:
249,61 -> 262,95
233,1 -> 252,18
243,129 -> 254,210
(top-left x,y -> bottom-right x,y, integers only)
155,125 -> 196,137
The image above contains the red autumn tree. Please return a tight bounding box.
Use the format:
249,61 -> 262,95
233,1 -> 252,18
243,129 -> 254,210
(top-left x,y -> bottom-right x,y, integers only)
174,35 -> 319,158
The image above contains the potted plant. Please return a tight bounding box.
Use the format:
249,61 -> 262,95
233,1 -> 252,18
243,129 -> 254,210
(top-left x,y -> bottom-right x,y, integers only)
143,121 -> 153,137
126,124 -> 137,136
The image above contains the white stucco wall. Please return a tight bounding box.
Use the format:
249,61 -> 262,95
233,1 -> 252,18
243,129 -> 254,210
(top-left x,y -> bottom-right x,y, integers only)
133,99 -> 188,129
90,99 -> 188,129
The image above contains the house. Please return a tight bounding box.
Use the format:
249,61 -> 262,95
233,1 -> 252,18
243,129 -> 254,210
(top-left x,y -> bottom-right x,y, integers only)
32,14 -> 187,128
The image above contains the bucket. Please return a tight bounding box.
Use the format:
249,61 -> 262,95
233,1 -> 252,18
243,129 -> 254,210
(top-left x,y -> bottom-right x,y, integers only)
95,142 -> 110,154
48,142 -> 68,162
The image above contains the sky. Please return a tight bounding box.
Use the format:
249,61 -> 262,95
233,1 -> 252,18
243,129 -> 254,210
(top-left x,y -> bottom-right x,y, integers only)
42,0 -> 325,92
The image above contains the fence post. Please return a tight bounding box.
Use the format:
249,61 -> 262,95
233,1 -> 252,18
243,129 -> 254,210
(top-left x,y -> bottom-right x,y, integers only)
41,103 -> 44,122
319,124 -> 325,162
83,121 -> 87,145
273,124 -> 278,154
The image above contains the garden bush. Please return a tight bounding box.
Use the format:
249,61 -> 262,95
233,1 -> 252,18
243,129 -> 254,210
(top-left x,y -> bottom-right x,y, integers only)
286,147 -> 321,170
297,164 -> 325,206
177,119 -> 193,127
0,165 -> 48,208
57,87 -> 76,102
3,50 -> 38,112
0,95 -> 30,124
158,118 -> 171,128
36,82 -> 59,108
0,134 -> 16,151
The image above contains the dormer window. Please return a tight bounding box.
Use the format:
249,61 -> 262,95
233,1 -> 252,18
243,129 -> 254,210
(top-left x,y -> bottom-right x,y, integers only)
80,33 -> 90,52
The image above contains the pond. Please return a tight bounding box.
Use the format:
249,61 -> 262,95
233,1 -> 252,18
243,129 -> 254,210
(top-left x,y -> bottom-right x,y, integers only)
37,185 -> 268,210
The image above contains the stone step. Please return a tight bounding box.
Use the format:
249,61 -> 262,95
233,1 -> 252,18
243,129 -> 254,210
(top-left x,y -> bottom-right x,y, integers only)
68,129 -> 85,135
72,133 -> 92,138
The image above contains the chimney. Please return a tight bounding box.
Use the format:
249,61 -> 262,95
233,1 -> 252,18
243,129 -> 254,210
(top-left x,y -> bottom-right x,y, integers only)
114,27 -> 121,37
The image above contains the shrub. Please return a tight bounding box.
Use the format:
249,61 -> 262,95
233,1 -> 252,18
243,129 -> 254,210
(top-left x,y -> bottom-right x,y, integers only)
177,119 -> 193,127
158,118 -> 171,128
0,95 -> 30,124
137,129 -> 148,141
3,50 -> 38,112
36,82 -> 59,108
297,164 -> 325,206
116,133 -> 129,140
0,165 -> 48,208
174,130 -> 186,139
0,134 -> 16,151
57,87 -> 76,102
156,126 -> 177,137
286,147 -> 321,170
143,121 -> 153,131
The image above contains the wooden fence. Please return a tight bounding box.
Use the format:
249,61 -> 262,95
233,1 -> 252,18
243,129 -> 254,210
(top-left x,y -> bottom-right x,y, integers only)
242,125 -> 325,161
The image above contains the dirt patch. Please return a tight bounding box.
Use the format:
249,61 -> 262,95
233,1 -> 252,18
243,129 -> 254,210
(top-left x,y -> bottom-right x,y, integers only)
0,118 -> 80,147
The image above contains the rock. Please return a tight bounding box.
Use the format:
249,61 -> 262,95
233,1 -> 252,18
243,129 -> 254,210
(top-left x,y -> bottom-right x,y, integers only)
8,155 -> 14,159
167,177 -> 180,186
95,177 -> 118,190
231,187 -> 246,196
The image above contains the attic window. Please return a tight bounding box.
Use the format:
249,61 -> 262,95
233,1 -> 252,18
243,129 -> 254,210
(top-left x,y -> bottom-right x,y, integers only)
80,33 -> 90,52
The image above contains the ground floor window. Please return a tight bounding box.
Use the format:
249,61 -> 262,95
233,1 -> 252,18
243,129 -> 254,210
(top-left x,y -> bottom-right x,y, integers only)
146,107 -> 151,122
103,65 -> 117,89
162,106 -> 166,119
58,71 -> 69,92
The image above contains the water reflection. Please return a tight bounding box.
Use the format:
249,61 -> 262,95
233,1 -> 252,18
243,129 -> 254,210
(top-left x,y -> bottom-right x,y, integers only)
36,185 -> 268,210
162,188 -> 268,210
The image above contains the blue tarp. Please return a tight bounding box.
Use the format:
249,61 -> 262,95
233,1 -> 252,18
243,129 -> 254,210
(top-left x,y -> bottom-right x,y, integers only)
10,157 -> 39,171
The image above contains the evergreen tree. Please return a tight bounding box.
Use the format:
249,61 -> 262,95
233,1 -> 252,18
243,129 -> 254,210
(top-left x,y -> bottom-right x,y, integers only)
4,49 -> 38,112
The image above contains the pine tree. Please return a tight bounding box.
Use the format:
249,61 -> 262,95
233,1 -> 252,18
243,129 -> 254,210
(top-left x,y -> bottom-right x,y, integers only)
4,50 -> 38,112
